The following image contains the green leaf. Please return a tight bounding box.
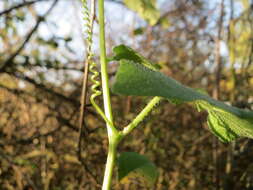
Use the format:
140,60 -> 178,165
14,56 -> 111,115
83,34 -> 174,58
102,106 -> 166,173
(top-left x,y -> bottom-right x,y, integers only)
117,152 -> 158,186
112,45 -> 160,70
111,45 -> 253,143
133,27 -> 145,35
124,0 -> 160,26
160,17 -> 171,29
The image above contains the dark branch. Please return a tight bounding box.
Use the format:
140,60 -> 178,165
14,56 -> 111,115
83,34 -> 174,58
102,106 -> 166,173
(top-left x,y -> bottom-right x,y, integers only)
0,0 -> 49,16
6,71 -> 80,106
0,0 -> 59,72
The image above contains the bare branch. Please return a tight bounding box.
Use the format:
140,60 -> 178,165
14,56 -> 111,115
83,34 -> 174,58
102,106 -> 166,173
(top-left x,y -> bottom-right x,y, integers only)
0,0 -> 59,72
0,0 -> 49,16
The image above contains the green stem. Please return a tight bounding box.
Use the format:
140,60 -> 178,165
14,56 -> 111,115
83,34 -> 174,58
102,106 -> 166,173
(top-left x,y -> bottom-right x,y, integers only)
102,146 -> 116,190
122,97 -> 161,137
98,0 -> 120,189
98,0 -> 114,135
98,1 -> 161,189
102,136 -> 119,190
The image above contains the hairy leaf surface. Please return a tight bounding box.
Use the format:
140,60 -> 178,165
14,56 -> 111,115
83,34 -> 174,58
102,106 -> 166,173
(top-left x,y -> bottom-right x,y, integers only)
111,45 -> 253,143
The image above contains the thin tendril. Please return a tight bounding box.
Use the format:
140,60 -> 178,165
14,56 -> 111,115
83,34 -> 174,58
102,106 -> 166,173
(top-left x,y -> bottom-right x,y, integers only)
82,0 -> 114,128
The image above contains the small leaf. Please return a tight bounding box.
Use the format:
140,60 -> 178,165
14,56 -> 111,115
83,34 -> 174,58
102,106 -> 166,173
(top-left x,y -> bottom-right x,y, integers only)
133,27 -> 145,35
111,45 -> 253,143
117,152 -> 158,186
124,0 -> 160,26
159,17 -> 171,29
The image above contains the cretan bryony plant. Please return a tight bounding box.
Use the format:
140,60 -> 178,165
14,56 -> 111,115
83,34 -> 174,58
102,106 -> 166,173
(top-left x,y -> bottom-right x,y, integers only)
80,0 -> 253,189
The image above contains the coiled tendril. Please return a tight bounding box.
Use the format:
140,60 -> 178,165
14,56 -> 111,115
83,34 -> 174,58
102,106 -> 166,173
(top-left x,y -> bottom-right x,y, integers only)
82,0 -> 113,126
82,0 -> 93,61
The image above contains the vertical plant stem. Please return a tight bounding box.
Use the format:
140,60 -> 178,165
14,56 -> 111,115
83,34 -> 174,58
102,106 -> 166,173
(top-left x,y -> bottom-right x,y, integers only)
98,0 -> 119,189
98,0 -> 114,133
102,141 -> 117,190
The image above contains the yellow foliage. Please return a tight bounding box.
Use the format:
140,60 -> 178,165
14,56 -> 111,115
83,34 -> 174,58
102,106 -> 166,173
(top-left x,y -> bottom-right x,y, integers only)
64,154 -> 79,164
250,77 -> 253,86
228,5 -> 253,65
220,79 -> 235,92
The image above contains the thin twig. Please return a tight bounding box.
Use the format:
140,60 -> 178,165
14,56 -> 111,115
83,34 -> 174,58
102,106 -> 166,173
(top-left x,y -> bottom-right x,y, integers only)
212,1 -> 225,189
77,0 -> 100,187
78,0 -> 96,149
0,0 -> 49,16
77,0 -> 96,159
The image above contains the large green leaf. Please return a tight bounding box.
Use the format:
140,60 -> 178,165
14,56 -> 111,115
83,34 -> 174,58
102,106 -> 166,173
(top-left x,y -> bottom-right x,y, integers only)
124,0 -> 160,26
117,152 -> 158,186
111,45 -> 253,143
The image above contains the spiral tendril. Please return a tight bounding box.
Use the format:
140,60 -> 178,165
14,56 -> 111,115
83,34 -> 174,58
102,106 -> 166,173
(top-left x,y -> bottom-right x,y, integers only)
82,0 -> 113,127
82,0 -> 93,59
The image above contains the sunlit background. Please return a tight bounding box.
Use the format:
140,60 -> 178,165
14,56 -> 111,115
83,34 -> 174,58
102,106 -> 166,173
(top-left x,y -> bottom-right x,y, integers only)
0,0 -> 253,189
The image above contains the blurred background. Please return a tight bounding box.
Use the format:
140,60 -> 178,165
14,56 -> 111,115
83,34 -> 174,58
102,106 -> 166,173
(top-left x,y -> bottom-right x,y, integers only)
0,0 -> 253,189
